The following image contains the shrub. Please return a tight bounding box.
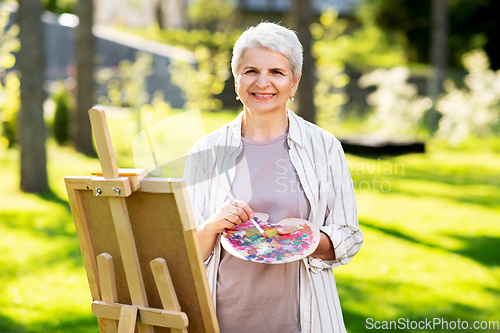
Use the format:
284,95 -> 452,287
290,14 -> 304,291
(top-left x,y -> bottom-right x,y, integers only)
0,9 -> 19,148
358,67 -> 432,135
312,10 -> 351,125
436,49 -> 500,144
96,51 -> 153,109
52,86 -> 73,145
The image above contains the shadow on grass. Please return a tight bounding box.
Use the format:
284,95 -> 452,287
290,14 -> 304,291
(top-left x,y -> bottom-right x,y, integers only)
360,220 -> 500,268
338,277 -> 494,332
37,189 -> 72,213
387,166 -> 500,208
0,312 -> 100,333
30,315 -> 100,333
0,312 -> 27,333
400,164 -> 500,187
0,212 -> 84,277
350,153 -> 500,208
1,188 -> 74,239
452,235 -> 500,267
352,169 -> 499,209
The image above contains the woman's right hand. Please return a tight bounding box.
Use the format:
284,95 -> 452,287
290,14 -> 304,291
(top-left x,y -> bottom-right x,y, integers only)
200,200 -> 254,234
197,200 -> 254,261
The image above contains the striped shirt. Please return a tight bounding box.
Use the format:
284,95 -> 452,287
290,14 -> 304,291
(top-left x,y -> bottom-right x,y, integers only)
183,110 -> 363,333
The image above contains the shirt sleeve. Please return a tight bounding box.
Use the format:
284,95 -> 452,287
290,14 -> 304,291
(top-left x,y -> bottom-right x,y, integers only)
317,140 -> 363,267
183,149 -> 209,228
183,149 -> 218,267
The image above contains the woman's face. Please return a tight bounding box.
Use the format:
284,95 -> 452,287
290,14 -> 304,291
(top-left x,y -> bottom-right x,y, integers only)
235,47 -> 299,116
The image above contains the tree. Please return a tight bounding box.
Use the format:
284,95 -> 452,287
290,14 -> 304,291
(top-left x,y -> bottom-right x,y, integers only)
428,0 -> 448,133
73,0 -> 96,156
289,0 -> 316,123
17,0 -> 49,193
358,0 -> 500,69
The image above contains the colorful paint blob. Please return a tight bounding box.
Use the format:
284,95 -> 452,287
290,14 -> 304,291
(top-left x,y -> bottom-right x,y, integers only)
221,218 -> 320,264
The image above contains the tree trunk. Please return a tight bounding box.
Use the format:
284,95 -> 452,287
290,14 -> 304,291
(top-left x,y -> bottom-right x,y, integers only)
428,0 -> 448,133
154,0 -> 164,29
74,0 -> 96,156
17,0 -> 49,193
289,0 -> 316,123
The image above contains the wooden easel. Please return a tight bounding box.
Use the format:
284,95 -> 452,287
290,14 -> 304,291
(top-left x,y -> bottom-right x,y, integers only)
65,107 -> 219,333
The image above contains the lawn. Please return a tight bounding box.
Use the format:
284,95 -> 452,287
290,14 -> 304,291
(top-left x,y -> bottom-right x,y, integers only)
1,109 -> 499,332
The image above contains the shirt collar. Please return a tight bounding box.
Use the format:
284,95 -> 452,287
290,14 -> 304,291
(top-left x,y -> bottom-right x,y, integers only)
226,109 -> 304,155
286,109 -> 304,148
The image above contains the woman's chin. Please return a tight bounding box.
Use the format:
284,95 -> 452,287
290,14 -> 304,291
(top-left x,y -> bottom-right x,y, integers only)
244,103 -> 287,115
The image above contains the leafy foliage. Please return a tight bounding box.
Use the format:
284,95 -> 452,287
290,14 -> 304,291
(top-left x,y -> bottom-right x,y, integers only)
315,9 -> 408,70
116,25 -> 241,112
169,44 -> 232,112
96,51 -> 153,109
357,0 -> 500,69
51,84 -> 74,146
312,9 -> 410,130
43,0 -> 76,14
358,67 -> 432,134
188,0 -> 236,31
312,10 -> 351,124
0,9 -> 20,148
437,49 -> 500,144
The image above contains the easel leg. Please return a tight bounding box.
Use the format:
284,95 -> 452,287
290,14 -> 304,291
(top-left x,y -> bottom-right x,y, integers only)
117,305 -> 138,333
97,253 -> 119,333
97,317 -> 107,333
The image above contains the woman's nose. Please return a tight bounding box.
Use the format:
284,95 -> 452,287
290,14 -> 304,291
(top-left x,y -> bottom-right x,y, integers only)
255,73 -> 270,89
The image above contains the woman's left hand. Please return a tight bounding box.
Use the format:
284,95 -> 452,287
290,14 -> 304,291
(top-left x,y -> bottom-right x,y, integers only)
310,232 -> 336,260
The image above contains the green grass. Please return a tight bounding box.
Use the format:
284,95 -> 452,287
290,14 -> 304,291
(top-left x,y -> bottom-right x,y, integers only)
337,151 -> 500,332
1,109 -> 499,332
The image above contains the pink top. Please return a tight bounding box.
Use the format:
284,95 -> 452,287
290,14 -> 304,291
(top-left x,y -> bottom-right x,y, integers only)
216,132 -> 310,333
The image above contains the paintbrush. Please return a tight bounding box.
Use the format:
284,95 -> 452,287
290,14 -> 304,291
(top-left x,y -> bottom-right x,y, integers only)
251,216 -> 269,238
190,153 -> 269,238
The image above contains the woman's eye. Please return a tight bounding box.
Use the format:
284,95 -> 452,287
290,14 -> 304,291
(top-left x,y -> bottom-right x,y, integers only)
273,70 -> 284,75
245,70 -> 256,74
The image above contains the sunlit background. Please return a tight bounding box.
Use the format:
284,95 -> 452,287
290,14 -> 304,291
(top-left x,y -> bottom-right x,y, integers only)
0,0 -> 499,332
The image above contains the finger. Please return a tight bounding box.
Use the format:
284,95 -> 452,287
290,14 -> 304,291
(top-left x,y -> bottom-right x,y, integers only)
222,220 -> 237,231
222,200 -> 235,211
234,200 -> 254,219
225,213 -> 241,224
277,225 -> 299,235
230,206 -> 250,223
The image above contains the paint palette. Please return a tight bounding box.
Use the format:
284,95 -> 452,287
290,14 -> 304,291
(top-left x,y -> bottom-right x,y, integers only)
221,217 -> 321,264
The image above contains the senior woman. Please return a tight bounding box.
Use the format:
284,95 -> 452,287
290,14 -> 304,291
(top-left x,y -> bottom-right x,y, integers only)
184,22 -> 363,333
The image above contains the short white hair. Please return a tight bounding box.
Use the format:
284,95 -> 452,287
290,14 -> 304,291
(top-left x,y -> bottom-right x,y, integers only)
231,22 -> 303,82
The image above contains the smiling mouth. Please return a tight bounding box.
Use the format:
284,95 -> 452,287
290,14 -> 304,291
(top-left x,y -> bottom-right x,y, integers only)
251,93 -> 275,98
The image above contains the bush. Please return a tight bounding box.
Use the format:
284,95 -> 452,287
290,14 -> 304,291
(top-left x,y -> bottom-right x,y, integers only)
44,0 -> 76,14
96,51 -> 153,109
358,67 -> 432,135
312,10 -> 351,125
52,86 -> 73,146
0,9 -> 20,148
436,49 -> 500,144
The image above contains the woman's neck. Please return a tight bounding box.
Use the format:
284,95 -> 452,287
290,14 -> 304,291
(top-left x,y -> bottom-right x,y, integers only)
241,109 -> 289,142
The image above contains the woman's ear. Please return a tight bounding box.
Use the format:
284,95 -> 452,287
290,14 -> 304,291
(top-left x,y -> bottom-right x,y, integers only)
235,75 -> 243,94
291,76 -> 301,95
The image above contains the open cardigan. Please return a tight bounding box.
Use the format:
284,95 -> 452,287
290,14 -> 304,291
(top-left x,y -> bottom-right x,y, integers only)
183,110 -> 363,333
